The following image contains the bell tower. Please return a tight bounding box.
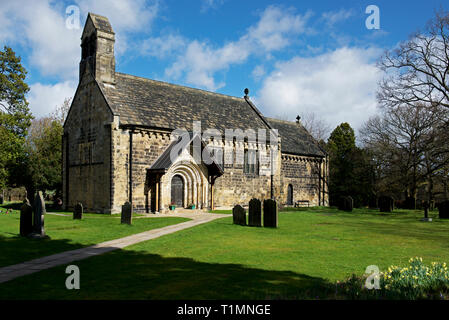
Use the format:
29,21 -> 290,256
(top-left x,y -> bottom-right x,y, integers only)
79,13 -> 116,85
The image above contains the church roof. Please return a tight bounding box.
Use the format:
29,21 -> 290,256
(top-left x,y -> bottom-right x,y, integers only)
266,118 -> 326,157
100,72 -> 271,133
98,72 -> 325,157
87,13 -> 114,34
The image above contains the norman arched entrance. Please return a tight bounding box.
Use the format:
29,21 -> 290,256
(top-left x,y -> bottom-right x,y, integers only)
171,175 -> 184,207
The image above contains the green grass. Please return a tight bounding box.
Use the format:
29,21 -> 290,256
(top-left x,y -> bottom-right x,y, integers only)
0,202 -> 190,268
1,206 -> 448,299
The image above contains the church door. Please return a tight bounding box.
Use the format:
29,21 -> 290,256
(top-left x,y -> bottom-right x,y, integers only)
171,175 -> 184,208
287,184 -> 293,205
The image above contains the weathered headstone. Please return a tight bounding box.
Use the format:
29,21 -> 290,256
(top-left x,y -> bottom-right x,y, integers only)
338,196 -> 353,212
248,198 -> 262,227
31,191 -> 46,238
73,202 -> 83,220
405,197 -> 416,210
20,199 -> 33,237
368,196 -> 378,209
232,205 -> 246,226
263,199 -> 278,228
421,201 -> 432,222
438,201 -> 449,219
379,196 -> 394,213
121,202 -> 132,225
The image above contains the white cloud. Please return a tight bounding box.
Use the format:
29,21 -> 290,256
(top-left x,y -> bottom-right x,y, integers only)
28,81 -> 77,118
140,34 -> 186,58
201,0 -> 225,12
75,0 -> 159,55
321,9 -> 354,27
165,5 -> 311,91
252,65 -> 266,81
0,1 -> 81,80
0,0 -> 159,79
255,47 -> 383,131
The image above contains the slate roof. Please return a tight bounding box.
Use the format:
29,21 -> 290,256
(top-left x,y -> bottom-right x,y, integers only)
266,118 -> 326,157
88,13 -> 114,34
100,72 -> 271,133
149,133 -> 224,176
98,72 -> 325,157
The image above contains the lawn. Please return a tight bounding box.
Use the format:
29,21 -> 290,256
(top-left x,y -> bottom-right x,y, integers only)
0,206 -> 448,299
0,202 -> 190,268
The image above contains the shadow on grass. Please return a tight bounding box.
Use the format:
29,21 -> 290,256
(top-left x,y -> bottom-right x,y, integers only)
0,245 -> 338,300
0,234 -> 86,268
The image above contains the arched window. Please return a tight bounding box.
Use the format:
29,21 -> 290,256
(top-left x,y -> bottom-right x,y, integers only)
287,184 -> 293,205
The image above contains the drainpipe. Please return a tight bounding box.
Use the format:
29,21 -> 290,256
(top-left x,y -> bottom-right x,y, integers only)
129,128 -> 134,206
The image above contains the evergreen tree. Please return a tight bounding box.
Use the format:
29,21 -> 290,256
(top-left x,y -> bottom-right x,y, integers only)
0,46 -> 32,191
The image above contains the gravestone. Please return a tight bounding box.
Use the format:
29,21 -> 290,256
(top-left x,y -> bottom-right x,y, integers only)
421,201 -> 432,222
54,197 -> 63,210
121,202 -> 132,225
368,196 -> 378,209
73,202 -> 83,220
338,196 -> 353,212
232,205 -> 246,226
405,197 -> 416,210
439,201 -> 449,219
379,196 -> 394,213
248,198 -> 262,227
31,191 -> 46,238
20,199 -> 33,237
263,199 -> 278,228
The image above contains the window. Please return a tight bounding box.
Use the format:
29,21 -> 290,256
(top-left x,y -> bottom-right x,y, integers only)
244,149 -> 259,175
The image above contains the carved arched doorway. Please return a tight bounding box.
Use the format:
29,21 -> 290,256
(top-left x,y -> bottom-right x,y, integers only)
171,175 -> 184,208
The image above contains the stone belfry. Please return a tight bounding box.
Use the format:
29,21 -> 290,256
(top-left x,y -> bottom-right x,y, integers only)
79,13 -> 116,85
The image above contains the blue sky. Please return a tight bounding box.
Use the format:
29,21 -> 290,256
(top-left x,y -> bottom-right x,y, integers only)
1,0 -> 448,135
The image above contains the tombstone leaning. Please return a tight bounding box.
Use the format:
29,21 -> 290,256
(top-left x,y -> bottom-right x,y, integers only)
263,199 -> 278,228
31,191 -> 47,238
232,205 -> 246,226
73,202 -> 83,220
121,202 -> 132,225
20,199 -> 33,237
248,198 -> 262,227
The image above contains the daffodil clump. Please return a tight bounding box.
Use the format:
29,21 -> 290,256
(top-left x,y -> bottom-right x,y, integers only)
381,257 -> 449,299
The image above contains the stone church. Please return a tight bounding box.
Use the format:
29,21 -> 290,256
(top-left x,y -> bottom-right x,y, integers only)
62,13 -> 329,213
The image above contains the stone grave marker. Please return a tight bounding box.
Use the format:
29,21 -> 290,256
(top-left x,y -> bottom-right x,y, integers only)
73,202 -> 83,220
232,205 -> 246,226
20,199 -> 33,237
121,202 -> 132,225
439,201 -> 449,219
31,191 -> 47,238
248,198 -> 262,227
379,196 -> 394,213
338,196 -> 353,212
263,199 -> 278,228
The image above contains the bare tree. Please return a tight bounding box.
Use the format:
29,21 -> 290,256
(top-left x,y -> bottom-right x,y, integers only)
361,103 -> 449,205
50,97 -> 72,124
300,111 -> 332,142
378,9 -> 449,110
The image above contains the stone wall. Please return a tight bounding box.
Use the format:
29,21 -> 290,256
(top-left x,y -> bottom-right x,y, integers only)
280,154 -> 328,206
63,72 -> 113,212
